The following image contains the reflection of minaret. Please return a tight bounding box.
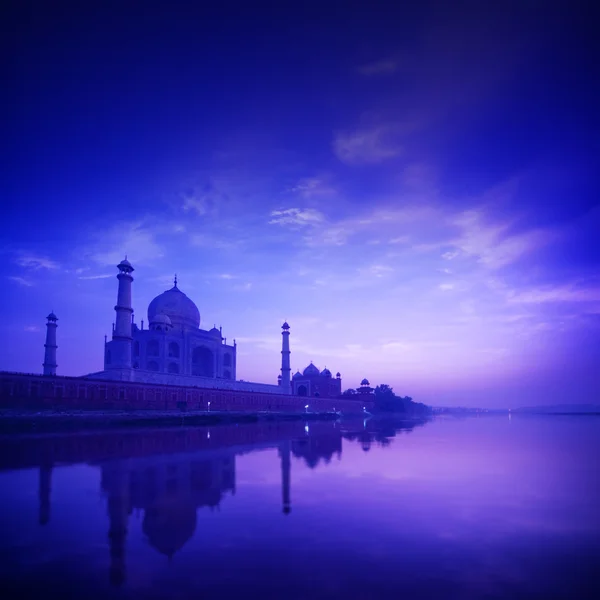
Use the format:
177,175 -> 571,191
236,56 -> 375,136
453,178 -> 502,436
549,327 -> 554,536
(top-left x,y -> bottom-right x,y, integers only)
279,441 -> 291,515
38,464 -> 52,525
107,469 -> 129,587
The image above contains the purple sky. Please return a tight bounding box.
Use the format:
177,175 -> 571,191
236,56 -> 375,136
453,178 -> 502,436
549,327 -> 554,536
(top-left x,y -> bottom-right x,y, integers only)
2,1 -> 599,407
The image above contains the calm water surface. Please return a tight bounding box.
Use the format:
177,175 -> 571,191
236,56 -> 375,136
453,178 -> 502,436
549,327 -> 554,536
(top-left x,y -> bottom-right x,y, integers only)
0,415 -> 598,599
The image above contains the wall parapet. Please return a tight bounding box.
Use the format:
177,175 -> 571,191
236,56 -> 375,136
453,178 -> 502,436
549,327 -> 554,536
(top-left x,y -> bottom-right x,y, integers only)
0,371 -> 373,414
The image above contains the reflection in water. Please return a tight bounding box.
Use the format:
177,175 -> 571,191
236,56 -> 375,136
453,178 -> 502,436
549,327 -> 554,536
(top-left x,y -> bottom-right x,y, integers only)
9,418 -> 422,588
102,451 -> 236,585
38,464 -> 52,526
3,416 -> 595,599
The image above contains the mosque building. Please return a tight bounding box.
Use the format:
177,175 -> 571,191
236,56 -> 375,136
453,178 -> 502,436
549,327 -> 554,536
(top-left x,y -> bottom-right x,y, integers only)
40,257 -> 347,398
290,363 -> 343,398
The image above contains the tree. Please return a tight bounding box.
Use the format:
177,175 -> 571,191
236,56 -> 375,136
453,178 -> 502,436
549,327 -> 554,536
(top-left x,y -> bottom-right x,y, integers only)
373,385 -> 430,415
342,388 -> 357,396
374,384 -> 403,412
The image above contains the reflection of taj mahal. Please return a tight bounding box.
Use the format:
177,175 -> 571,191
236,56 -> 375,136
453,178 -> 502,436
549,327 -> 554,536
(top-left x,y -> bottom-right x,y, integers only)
32,432 -> 345,587
101,450 -> 239,585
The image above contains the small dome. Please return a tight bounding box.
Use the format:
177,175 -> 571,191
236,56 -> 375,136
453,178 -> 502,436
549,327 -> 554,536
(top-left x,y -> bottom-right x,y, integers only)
209,326 -> 221,338
151,312 -> 171,326
336,372 -> 341,378
148,284 -> 200,330
282,321 -> 290,330
361,378 -> 370,386
321,368 -> 332,377
292,370 -> 303,380
47,312 -> 58,321
118,258 -> 134,272
303,363 -> 320,376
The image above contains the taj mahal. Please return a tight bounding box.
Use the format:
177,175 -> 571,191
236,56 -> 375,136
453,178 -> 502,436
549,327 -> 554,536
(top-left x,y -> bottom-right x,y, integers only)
40,258 -> 350,399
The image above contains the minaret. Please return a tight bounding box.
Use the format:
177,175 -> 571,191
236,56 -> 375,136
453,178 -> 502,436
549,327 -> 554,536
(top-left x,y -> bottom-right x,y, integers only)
110,258 -> 134,370
279,441 -> 291,515
43,312 -> 58,376
281,322 -> 291,394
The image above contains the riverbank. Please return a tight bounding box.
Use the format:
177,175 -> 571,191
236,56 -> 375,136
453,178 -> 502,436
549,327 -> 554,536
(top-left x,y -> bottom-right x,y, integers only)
0,409 -> 340,434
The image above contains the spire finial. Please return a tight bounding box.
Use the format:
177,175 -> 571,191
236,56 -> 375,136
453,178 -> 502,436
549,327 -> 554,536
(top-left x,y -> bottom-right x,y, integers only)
125,254 -> 127,260
174,273 -> 178,287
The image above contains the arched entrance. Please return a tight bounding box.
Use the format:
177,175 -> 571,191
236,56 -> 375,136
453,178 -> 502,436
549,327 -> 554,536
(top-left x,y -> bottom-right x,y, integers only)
192,347 -> 214,377
297,385 -> 308,397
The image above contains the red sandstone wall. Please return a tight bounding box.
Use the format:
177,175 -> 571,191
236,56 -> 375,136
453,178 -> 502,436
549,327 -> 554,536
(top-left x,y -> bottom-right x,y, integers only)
0,372 -> 373,414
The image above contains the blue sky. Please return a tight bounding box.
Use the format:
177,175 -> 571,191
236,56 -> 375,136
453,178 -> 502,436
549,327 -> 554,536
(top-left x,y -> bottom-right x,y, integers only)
3,0 -> 598,406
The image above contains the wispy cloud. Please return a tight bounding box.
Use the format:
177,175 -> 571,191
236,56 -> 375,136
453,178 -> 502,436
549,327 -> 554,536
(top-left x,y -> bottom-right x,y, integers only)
8,276 -> 34,287
88,221 -> 164,266
357,59 -> 397,76
442,251 -> 459,260
450,210 -> 555,269
366,265 -> 394,278
333,125 -> 403,164
181,194 -> 208,215
15,254 -> 59,270
389,235 -> 410,245
24,325 -> 40,332
78,274 -> 113,280
507,284 -> 600,304
268,208 -> 325,227
289,178 -> 335,198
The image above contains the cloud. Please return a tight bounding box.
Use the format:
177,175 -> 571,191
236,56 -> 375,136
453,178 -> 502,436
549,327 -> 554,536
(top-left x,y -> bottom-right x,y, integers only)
15,255 -> 59,270
333,125 -> 402,164
88,221 -> 164,266
218,273 -> 236,280
389,235 -> 410,245
369,265 -> 394,278
439,283 -> 455,291
24,325 -> 40,332
508,285 -> 600,304
289,178 -> 335,198
176,180 -> 227,217
477,230 -> 554,269
357,59 -> 397,76
302,206 -> 435,248
450,210 -> 555,269
268,208 -> 325,227
78,274 -> 113,280
8,276 -> 34,286
182,195 -> 208,215
233,282 -> 253,291
304,225 -> 351,247
189,233 -> 242,250
442,251 -> 459,260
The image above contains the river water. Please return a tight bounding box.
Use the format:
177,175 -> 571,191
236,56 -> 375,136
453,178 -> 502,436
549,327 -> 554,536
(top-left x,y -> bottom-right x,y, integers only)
0,415 -> 598,599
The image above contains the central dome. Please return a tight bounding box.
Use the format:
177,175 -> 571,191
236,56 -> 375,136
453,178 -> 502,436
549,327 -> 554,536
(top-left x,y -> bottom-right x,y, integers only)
148,283 -> 200,330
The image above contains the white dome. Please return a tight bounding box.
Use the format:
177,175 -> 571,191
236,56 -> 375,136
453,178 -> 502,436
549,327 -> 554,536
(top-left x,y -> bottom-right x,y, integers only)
148,284 -> 200,330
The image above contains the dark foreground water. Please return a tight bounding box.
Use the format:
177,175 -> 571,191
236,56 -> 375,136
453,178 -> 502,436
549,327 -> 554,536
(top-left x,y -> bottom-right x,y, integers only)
0,415 -> 599,599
